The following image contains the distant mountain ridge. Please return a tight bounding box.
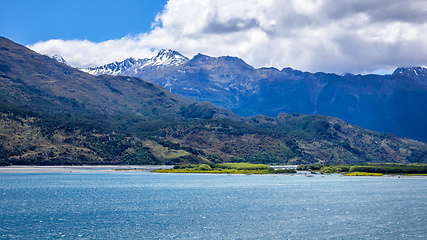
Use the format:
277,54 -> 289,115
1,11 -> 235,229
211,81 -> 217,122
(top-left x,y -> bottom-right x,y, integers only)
80,49 -> 427,87
82,50 -> 427,143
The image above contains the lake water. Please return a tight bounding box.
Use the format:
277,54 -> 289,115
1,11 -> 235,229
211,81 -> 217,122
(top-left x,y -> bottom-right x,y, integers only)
0,170 -> 426,239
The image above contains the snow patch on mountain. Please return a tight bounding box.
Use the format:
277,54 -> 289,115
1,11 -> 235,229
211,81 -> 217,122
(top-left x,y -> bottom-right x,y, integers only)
392,66 -> 427,86
52,54 -> 70,66
393,66 -> 427,77
81,49 -> 189,76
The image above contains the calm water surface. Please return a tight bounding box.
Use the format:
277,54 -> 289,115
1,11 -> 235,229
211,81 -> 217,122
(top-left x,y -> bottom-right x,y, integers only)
0,171 -> 426,239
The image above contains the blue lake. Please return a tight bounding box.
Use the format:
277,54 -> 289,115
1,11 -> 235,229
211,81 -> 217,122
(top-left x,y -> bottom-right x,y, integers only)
0,171 -> 426,239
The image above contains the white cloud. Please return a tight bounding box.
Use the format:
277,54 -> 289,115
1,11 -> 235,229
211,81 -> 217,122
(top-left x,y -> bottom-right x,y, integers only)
29,0 -> 427,74
29,37 -> 156,68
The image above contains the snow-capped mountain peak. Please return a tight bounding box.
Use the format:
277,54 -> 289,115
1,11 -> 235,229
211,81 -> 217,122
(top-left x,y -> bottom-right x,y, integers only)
392,66 -> 427,86
81,49 -> 189,76
81,57 -> 137,76
393,66 -> 427,77
143,48 -> 188,68
157,48 -> 177,57
52,54 -> 70,66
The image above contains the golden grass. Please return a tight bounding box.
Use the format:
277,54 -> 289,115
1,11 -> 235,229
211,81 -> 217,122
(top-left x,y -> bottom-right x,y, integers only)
344,172 -> 383,176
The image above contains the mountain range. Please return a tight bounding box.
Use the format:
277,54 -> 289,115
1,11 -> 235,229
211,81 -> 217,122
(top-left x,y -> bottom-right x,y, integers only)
80,50 -> 427,143
1,36 -> 427,166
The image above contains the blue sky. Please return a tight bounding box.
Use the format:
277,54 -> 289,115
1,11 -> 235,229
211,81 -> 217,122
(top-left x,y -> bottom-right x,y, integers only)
1,0 -> 167,45
2,0 -> 426,74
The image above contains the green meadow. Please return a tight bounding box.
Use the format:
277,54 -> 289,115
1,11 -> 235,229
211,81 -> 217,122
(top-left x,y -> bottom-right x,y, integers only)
152,163 -> 296,174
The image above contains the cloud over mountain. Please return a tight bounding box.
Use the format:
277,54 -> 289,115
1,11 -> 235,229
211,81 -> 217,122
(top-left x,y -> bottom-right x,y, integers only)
29,0 -> 427,74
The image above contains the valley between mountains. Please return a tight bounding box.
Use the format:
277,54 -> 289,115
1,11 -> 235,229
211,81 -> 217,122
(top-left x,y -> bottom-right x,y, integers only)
1,36 -> 427,166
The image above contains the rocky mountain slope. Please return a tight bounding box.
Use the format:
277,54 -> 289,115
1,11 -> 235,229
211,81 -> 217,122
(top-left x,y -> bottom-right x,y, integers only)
83,50 -> 427,143
1,37 -> 427,165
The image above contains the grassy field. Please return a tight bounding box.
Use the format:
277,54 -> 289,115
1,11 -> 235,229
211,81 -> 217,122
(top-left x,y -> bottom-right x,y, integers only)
344,172 -> 383,176
152,163 -> 296,174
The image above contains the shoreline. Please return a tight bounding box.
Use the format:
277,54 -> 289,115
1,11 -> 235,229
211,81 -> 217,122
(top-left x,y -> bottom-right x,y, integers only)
1,166 -> 426,178
0,165 -> 173,173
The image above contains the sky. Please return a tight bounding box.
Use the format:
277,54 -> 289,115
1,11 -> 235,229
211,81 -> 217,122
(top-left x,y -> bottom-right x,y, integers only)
2,0 -> 427,74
